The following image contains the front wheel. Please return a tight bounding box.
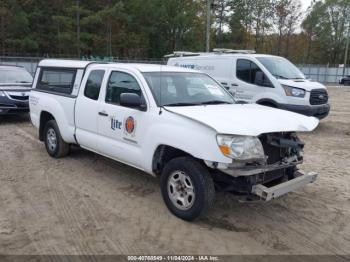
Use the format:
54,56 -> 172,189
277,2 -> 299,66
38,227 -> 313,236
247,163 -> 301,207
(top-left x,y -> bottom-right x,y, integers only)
160,157 -> 215,221
44,120 -> 70,158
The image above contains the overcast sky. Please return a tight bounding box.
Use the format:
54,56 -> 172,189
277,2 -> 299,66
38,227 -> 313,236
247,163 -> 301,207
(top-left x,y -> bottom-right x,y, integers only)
298,0 -> 313,31
300,0 -> 313,12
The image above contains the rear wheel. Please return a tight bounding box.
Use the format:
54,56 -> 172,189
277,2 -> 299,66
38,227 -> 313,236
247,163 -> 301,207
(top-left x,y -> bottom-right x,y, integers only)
344,80 -> 350,86
160,157 -> 215,221
44,120 -> 70,158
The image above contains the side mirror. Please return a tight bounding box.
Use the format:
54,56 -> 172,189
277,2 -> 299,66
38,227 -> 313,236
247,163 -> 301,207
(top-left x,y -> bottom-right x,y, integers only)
254,71 -> 264,86
120,93 -> 147,111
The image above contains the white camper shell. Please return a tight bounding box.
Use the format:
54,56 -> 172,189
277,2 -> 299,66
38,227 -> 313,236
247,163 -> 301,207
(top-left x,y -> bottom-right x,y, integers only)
167,50 -> 330,119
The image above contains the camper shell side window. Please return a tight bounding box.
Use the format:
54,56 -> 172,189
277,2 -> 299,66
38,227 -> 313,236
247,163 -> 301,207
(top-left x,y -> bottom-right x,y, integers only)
36,67 -> 77,95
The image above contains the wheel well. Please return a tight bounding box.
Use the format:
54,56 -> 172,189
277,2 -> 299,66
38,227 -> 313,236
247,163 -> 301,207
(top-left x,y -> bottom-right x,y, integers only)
152,145 -> 192,175
39,111 -> 55,141
257,100 -> 277,108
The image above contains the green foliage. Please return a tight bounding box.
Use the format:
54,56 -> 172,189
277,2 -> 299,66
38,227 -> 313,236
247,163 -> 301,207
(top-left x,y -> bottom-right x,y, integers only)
302,0 -> 350,64
0,0 -> 349,64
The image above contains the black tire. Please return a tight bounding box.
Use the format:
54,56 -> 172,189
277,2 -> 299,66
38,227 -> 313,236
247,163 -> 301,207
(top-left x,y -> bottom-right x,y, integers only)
160,156 -> 215,221
344,80 -> 350,86
44,120 -> 70,158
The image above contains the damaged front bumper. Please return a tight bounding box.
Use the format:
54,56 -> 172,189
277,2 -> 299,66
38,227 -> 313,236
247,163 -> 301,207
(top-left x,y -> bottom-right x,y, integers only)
252,170 -> 317,201
206,157 -> 302,177
208,132 -> 317,200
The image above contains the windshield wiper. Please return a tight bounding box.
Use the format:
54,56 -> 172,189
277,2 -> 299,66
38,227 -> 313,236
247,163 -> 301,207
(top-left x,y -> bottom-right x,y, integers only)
273,74 -> 289,79
15,81 -> 32,84
163,102 -> 200,107
200,100 -> 232,105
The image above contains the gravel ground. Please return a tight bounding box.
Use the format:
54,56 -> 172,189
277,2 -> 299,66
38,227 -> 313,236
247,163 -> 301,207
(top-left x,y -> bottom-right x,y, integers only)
0,86 -> 349,256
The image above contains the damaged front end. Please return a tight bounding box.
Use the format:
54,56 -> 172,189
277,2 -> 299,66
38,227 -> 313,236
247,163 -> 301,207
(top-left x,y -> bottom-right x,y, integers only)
208,132 -> 317,200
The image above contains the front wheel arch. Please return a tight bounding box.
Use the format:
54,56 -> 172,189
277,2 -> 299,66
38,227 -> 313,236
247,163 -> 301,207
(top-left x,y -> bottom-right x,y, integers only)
256,99 -> 278,108
152,145 -> 194,176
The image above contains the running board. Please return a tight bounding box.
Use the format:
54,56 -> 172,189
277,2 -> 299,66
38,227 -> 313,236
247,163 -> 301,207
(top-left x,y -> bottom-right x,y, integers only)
251,171 -> 318,201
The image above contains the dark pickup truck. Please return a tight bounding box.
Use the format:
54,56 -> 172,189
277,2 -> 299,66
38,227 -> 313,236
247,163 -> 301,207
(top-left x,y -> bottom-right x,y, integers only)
0,65 -> 33,115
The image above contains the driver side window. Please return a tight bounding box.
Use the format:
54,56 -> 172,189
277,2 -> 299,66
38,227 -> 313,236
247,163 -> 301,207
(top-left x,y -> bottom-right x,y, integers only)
236,59 -> 272,87
105,71 -> 142,106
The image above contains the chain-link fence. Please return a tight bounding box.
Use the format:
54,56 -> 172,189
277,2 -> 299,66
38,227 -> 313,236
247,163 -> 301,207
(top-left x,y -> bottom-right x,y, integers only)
0,56 -> 41,75
298,64 -> 350,84
0,56 -> 164,76
1,56 -> 348,84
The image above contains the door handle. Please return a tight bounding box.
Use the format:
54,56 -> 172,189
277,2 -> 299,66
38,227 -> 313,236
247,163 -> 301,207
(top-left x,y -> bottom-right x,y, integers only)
231,83 -> 238,86
98,111 -> 108,117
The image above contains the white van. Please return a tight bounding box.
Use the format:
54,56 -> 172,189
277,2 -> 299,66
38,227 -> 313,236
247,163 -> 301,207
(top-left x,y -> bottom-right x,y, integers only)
167,50 -> 330,119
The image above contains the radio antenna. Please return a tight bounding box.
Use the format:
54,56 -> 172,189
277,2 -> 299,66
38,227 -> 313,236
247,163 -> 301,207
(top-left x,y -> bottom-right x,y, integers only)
159,63 -> 163,115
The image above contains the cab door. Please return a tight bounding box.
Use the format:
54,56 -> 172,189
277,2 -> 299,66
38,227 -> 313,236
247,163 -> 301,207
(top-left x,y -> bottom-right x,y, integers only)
234,59 -> 272,103
75,69 -> 105,151
97,70 -> 147,168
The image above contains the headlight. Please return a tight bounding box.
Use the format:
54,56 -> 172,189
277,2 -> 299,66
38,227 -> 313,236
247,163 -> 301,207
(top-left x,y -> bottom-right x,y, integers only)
0,91 -> 6,97
282,85 -> 306,98
216,135 -> 265,161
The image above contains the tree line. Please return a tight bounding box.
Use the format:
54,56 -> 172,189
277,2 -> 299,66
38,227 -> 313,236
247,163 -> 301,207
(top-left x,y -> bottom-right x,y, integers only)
0,0 -> 349,65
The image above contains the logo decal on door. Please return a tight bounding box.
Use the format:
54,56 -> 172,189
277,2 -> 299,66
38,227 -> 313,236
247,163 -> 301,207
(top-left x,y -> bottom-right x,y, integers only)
124,116 -> 136,136
111,117 -> 122,130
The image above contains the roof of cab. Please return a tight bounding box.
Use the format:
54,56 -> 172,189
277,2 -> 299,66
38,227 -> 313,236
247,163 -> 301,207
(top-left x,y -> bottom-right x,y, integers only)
38,59 -> 199,73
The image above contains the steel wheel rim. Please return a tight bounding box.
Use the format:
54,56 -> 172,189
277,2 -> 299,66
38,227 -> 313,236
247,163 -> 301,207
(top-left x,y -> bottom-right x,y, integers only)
167,170 -> 195,211
47,128 -> 57,152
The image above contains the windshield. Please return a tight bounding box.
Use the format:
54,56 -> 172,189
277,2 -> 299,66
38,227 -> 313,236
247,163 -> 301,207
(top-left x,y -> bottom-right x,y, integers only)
0,67 -> 33,84
257,57 -> 305,80
143,72 -> 234,106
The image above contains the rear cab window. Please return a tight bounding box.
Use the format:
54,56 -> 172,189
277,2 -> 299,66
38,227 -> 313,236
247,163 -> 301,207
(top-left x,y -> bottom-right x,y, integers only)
84,70 -> 105,100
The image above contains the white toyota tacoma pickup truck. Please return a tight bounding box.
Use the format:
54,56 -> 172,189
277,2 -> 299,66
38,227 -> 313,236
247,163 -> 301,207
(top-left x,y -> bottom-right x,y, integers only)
30,59 -> 319,221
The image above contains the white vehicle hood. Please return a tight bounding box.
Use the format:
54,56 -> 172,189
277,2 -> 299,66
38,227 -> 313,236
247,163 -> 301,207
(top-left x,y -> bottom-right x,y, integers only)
165,104 -> 319,136
278,79 -> 326,92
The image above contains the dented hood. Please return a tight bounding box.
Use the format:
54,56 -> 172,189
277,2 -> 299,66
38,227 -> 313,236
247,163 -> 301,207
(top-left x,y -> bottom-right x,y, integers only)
165,103 -> 319,136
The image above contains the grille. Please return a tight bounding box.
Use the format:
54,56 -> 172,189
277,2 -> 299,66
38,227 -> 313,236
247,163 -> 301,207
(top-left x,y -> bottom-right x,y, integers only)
260,134 -> 289,166
258,133 -> 303,184
9,95 -> 29,101
310,89 -> 328,105
0,103 -> 15,108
